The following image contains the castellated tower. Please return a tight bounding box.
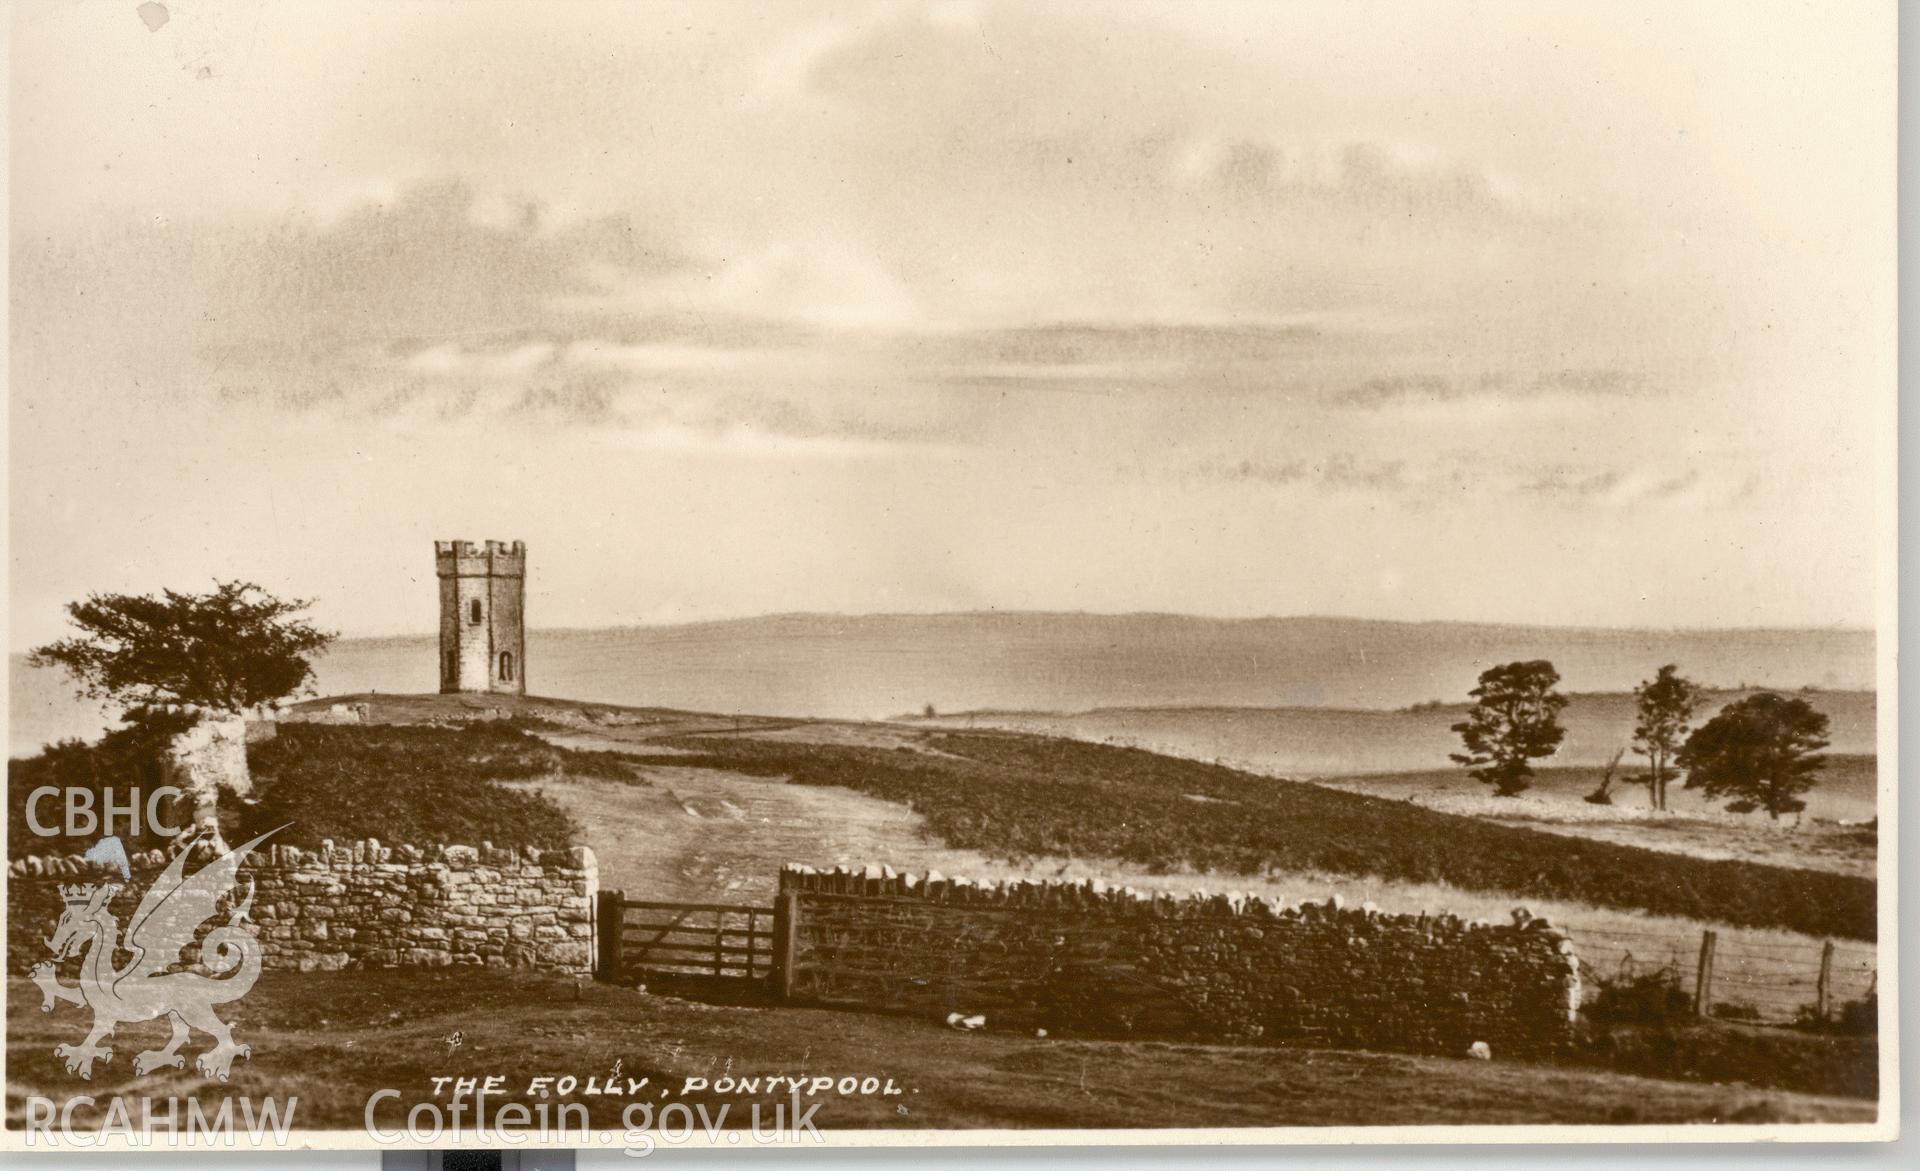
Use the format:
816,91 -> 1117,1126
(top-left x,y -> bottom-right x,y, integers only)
435,540 -> 527,695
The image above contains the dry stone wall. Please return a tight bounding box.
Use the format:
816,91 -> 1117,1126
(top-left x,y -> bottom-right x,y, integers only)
8,838 -> 596,977
779,864 -> 1581,1057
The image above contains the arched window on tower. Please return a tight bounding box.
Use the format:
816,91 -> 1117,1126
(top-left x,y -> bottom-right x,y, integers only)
469,598 -> 483,624
499,652 -> 514,682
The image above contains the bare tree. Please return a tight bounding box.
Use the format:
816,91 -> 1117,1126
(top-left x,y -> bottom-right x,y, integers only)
1584,747 -> 1627,805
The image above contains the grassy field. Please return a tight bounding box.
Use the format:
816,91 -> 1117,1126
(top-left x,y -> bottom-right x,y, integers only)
643,731 -> 1874,941
3,972 -> 1876,1131
1316,761 -> 1877,879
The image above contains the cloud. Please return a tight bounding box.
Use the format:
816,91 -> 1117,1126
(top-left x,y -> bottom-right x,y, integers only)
7,158 -> 1701,488
405,341 -> 559,378
212,179 -> 679,350
1193,450 -> 1754,512
507,373 -> 620,425
1174,138 -> 1538,223
1205,454 -> 1411,493
787,2 -> 993,101
1517,465 -> 1706,506
563,340 -> 780,375
10,179 -> 949,449
1330,367 -> 1657,410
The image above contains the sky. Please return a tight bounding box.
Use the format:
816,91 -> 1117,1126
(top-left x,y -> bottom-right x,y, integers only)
6,0 -> 1895,648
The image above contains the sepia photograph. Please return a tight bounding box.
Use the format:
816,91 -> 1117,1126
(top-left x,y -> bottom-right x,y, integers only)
2,0 -> 1900,1157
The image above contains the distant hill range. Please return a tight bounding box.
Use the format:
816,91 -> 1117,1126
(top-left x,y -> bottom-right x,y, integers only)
914,691 -> 1877,780
9,611 -> 1875,754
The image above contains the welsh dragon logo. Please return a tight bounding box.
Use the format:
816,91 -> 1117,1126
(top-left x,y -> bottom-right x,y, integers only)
31,826 -> 280,1081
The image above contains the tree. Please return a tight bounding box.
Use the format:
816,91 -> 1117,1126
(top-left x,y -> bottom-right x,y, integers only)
1632,664 -> 1703,811
1676,692 -> 1830,820
1449,660 -> 1569,796
29,580 -> 335,713
1583,747 -> 1627,805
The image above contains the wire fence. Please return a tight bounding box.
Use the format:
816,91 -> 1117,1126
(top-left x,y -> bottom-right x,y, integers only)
1564,922 -> 1876,1025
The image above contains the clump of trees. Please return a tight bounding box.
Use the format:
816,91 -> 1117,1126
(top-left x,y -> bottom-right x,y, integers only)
1631,664 -> 1703,811
1678,692 -> 1831,820
1449,660 -> 1568,796
1447,659 -> 1832,818
29,580 -> 336,714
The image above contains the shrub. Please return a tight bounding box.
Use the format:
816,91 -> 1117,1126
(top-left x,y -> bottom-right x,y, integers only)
1839,992 -> 1879,1035
1795,992 -> 1878,1036
7,708 -> 202,857
1586,965 -> 1692,1025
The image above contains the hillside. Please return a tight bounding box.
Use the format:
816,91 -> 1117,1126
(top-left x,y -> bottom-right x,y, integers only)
8,611 -> 1875,753
630,730 -> 1874,942
917,689 -> 1878,787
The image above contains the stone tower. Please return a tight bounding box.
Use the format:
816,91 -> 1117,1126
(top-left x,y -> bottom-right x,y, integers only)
435,540 -> 527,695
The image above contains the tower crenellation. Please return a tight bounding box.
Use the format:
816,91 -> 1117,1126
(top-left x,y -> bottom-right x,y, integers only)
435,538 -> 527,695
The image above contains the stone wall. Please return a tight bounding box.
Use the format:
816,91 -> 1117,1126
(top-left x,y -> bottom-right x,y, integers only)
779,864 -> 1581,1057
8,839 -> 596,977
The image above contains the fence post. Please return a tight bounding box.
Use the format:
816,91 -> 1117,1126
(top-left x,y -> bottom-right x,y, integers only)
1693,929 -> 1717,1017
1817,940 -> 1835,1023
596,889 -> 623,983
773,891 -> 800,1002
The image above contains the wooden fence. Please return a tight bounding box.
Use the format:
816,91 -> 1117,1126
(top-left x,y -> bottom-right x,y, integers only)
1565,924 -> 1877,1025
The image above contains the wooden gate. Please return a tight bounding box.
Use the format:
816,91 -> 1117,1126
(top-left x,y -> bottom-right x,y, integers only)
595,890 -> 783,984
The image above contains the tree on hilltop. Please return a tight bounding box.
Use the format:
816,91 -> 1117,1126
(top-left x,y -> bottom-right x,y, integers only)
1676,692 -> 1830,820
1449,659 -> 1568,797
1632,664 -> 1703,811
29,580 -> 336,713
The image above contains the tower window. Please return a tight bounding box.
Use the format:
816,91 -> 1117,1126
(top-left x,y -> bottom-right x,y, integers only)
469,598 -> 483,624
499,652 -> 514,682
